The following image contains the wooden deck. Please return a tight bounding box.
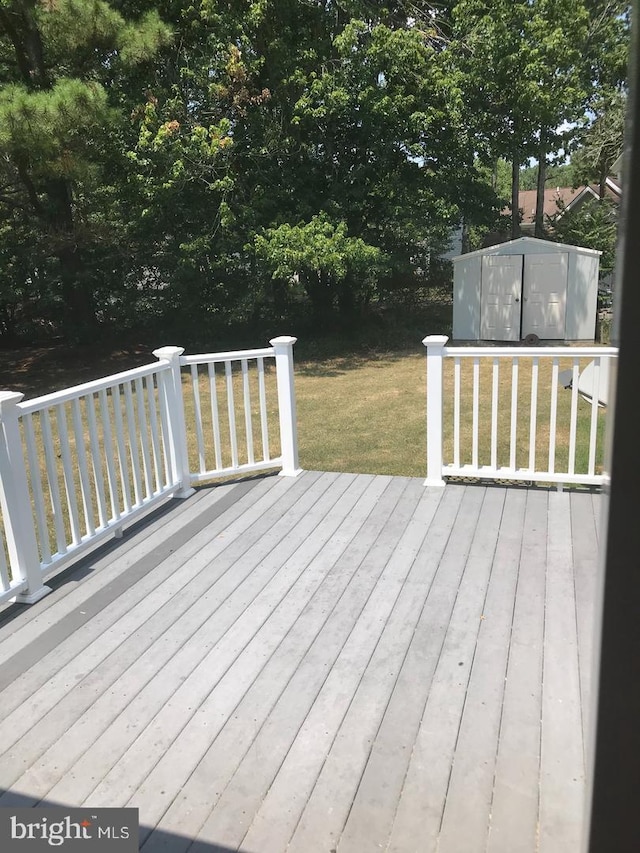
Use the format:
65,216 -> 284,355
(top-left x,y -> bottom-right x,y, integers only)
0,470 -> 599,853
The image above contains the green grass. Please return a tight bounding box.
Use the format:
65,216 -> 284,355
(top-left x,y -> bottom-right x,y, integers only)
293,350 -> 607,479
295,351 -> 427,477
1,344 -> 608,584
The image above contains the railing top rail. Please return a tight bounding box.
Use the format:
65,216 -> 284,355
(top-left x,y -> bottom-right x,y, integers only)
180,347 -> 276,365
17,360 -> 170,416
443,345 -> 618,358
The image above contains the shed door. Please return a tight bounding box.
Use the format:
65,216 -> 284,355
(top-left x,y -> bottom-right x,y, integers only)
480,256 -> 523,341
522,253 -> 568,339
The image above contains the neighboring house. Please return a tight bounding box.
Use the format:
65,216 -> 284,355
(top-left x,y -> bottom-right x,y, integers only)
516,182 -> 621,235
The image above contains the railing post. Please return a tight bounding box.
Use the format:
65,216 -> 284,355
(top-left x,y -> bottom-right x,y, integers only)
0,392 -> 51,603
152,347 -> 195,499
423,335 -> 448,488
270,336 -> 302,477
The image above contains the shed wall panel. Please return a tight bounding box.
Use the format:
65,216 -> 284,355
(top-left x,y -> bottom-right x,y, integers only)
453,256 -> 482,340
453,239 -> 599,343
566,254 -> 598,340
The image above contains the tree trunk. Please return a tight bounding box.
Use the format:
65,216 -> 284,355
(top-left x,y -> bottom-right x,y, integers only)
511,155 -> 521,240
46,178 -> 98,337
599,162 -> 607,199
535,142 -> 547,238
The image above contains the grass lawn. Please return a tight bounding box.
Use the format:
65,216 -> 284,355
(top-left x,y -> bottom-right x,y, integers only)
295,351 -> 427,477
0,341 -> 607,484
294,349 -> 606,479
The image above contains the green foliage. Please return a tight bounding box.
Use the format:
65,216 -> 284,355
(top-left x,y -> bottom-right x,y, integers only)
255,213 -> 388,321
571,90 -> 626,191
0,0 -> 630,343
553,198 -> 618,279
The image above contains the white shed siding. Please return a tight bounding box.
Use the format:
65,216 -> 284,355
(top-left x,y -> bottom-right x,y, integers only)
566,253 -> 599,340
453,255 -> 482,340
452,238 -> 600,342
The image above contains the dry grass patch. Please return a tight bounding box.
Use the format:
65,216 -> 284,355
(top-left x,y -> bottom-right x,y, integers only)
294,350 -> 606,479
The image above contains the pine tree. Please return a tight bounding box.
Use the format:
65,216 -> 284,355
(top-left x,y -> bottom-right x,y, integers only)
0,0 -> 171,337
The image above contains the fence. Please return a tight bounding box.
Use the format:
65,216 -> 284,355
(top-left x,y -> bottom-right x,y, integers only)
0,336 -> 299,606
424,335 -> 617,488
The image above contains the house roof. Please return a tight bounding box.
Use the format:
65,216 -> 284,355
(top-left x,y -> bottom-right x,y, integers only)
453,236 -> 602,262
515,184 -> 621,225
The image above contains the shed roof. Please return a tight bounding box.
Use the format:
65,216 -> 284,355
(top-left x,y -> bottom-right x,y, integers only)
452,236 -> 602,263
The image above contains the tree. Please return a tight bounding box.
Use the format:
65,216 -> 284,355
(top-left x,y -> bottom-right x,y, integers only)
124,2 -> 497,329
553,197 -> 618,279
572,91 -> 626,196
0,0 -> 171,338
450,0 -> 628,239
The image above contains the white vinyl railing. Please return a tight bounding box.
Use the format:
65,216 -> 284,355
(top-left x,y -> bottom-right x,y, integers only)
424,335 -> 617,488
0,336 -> 299,606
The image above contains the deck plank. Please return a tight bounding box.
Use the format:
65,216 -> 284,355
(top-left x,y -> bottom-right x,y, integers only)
382,487 -> 509,853
432,488 -> 527,853
339,486 -> 506,853
0,475 -> 595,853
0,471 -> 328,800
187,477 -> 427,852
286,485 -> 487,853
130,473 -> 400,848
538,491 -> 585,853
0,473 -> 298,712
237,484 -> 456,853
20,471 -> 348,807
136,474 -> 402,851
485,488 -> 548,853
0,481 -> 223,645
210,483 -> 456,853
570,491 -> 600,736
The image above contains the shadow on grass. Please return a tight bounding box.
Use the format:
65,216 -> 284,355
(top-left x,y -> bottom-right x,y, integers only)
0,791 -> 257,852
297,348 -> 423,378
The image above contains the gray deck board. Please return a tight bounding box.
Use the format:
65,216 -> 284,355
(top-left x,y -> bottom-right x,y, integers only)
571,490 -> 600,736
0,472 -> 599,853
486,488 -> 548,853
336,485 -> 492,853
539,492 -> 585,853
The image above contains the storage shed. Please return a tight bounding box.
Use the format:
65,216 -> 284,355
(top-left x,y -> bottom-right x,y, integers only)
452,237 -> 601,342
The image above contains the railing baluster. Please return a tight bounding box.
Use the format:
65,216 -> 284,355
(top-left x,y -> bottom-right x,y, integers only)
0,532 -> 9,592
155,374 -> 172,488
257,356 -> 270,462
71,398 -> 95,537
509,358 -> 519,470
191,364 -> 206,474
472,357 -> 480,469
423,335 -> 448,486
99,388 -> 121,522
134,377 -> 154,499
242,359 -> 255,465
56,403 -> 82,545
145,377 -> 163,492
112,385 -> 133,514
42,409 -> 67,554
0,392 -> 50,602
23,413 -> 52,564
548,358 -> 559,474
588,357 -> 601,475
453,356 -> 461,468
208,363 -> 223,471
529,358 -> 539,472
123,382 -> 143,506
225,360 -> 239,469
568,359 -> 580,475
491,357 -> 499,470
85,395 -> 108,529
